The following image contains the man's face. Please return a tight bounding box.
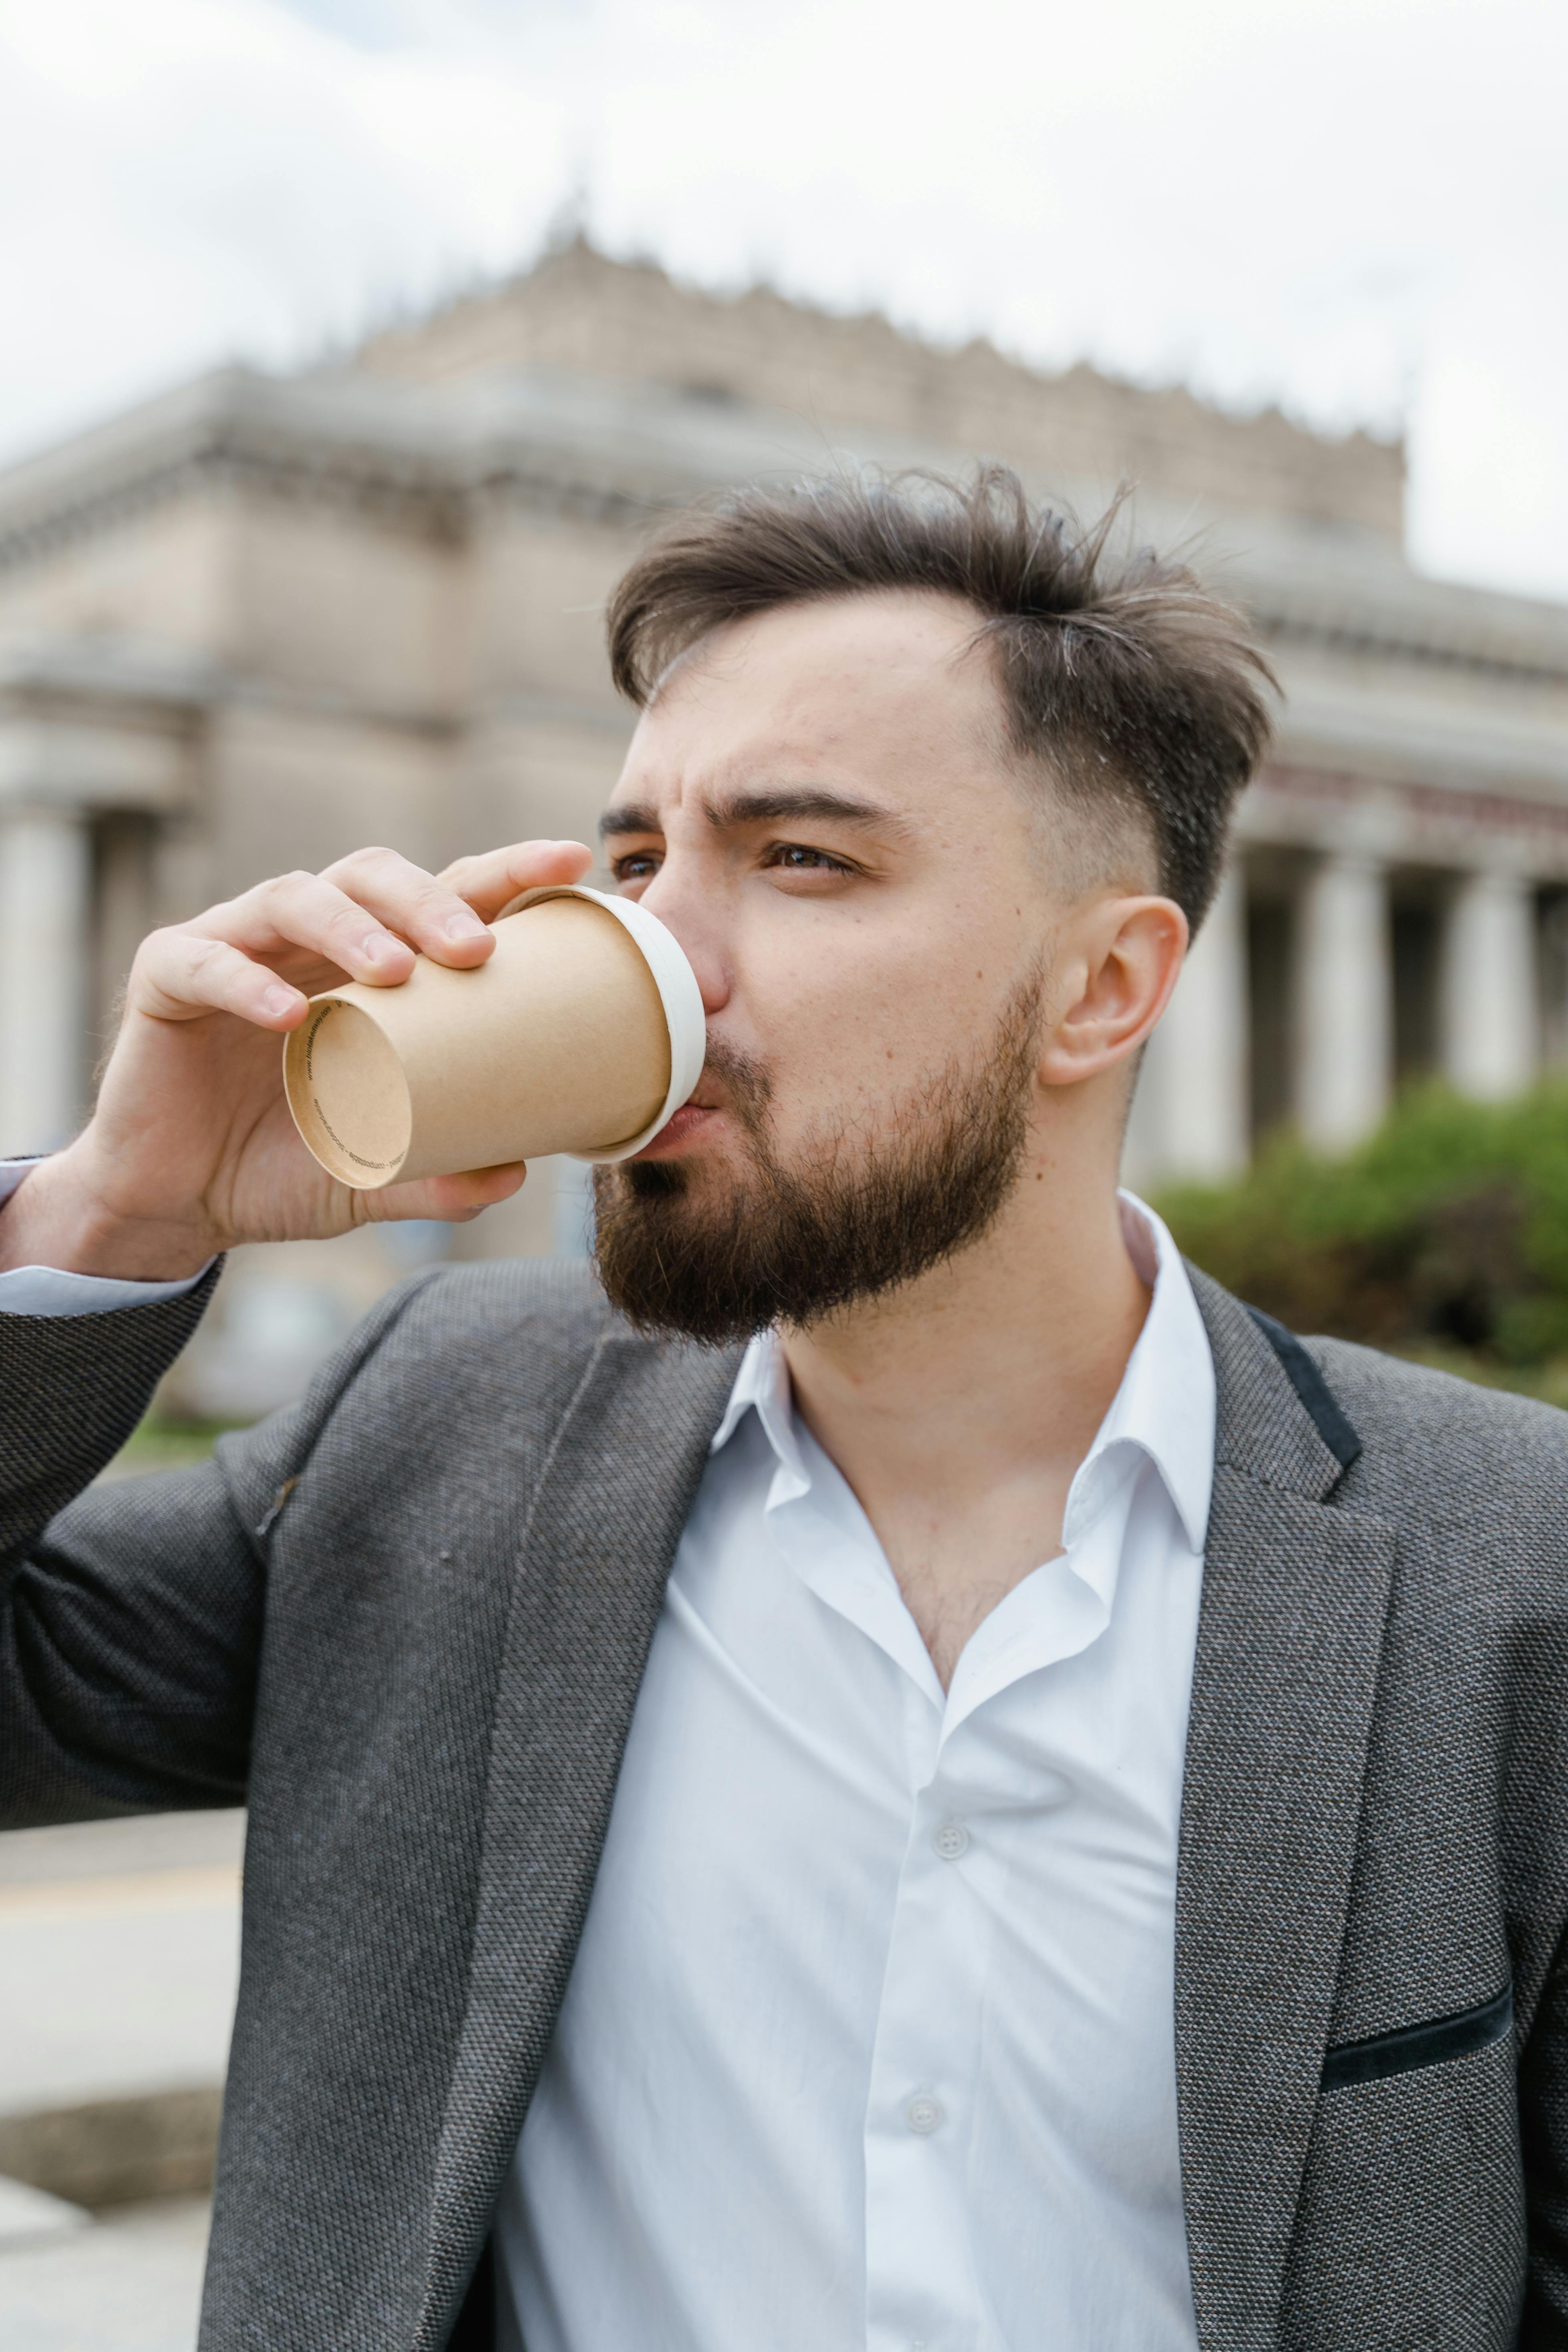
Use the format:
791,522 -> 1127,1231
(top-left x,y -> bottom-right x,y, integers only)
594,589 -> 1124,1337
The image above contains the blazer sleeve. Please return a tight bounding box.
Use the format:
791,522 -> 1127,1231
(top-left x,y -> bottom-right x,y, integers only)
0,1265 -> 439,1829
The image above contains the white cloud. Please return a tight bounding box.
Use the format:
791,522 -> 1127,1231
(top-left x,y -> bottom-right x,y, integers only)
0,0 -> 1564,598
0,0 -> 568,440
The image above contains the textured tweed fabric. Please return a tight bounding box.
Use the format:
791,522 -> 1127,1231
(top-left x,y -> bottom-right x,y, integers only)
2,1256 -> 1566,2349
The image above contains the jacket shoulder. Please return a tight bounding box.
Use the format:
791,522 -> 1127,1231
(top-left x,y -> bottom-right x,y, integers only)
1306,1333 -> 1568,1528
217,1255 -> 741,1540
344,1253 -> 665,1404
390,1254 -> 620,1350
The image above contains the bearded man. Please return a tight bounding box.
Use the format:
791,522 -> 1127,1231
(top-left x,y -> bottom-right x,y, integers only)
1,469 -> 1564,2352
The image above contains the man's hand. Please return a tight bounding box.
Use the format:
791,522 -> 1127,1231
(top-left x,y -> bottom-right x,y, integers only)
0,839 -> 595,1282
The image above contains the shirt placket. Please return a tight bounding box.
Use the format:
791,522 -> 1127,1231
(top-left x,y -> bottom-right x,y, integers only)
763,1455 -> 988,2352
861,1686 -> 992,2352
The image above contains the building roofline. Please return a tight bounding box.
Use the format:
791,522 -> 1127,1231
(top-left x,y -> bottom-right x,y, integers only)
1,362 -> 1565,684
355,235 -> 1407,537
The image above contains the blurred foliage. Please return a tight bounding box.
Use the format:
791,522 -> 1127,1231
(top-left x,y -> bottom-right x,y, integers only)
101,1416 -> 244,1483
1155,1081 -> 1568,1383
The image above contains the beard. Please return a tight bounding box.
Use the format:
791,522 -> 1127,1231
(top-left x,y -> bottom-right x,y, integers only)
591,973 -> 1045,1345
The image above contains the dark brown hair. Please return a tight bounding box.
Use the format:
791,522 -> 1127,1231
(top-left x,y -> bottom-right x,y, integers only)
606,463 -> 1276,927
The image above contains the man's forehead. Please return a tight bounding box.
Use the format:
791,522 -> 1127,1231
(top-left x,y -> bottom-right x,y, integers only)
610,594 -> 1004,807
650,588 -> 992,708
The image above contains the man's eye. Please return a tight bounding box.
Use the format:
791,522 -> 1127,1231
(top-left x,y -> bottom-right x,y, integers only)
612,851 -> 661,882
766,844 -> 852,874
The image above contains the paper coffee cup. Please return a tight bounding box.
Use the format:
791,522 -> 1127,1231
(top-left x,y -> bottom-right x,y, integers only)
282,884 -> 706,1190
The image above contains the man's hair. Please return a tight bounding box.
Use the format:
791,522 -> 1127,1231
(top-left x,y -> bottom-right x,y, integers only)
606,463 -> 1276,928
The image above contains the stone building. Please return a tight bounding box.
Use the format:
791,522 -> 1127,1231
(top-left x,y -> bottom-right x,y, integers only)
2,238 -> 1566,1406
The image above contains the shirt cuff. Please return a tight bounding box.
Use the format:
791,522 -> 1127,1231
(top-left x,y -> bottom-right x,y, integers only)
0,1159 -> 214,1319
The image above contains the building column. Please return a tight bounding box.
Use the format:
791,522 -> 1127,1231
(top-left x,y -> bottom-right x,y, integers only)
0,807 -> 92,1155
1439,869 -> 1539,1101
1130,862 -> 1249,1186
1295,852 -> 1392,1152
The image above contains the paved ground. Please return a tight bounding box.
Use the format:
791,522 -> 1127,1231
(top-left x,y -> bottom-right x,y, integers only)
0,1811 -> 242,2349
0,2196 -> 211,2351
0,1812 -> 243,2111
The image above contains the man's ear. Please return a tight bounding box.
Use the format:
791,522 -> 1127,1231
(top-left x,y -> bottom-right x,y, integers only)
1038,895 -> 1189,1089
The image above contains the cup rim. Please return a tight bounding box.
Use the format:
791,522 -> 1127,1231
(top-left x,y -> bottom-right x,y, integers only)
497,884 -> 707,1161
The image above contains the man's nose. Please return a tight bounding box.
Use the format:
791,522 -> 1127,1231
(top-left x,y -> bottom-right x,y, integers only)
637,866 -> 730,1018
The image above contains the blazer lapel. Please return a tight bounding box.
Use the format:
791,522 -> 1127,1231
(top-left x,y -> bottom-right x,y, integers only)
1176,1274 -> 1397,2352
414,1326 -> 740,2350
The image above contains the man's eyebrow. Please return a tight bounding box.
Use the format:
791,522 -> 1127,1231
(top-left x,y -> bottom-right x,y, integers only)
599,787 -> 916,844
704,787 -> 912,839
599,801 -> 661,840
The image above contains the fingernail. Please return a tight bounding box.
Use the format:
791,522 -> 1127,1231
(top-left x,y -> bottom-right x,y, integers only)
444,911 -> 487,942
263,984 -> 296,1018
361,933 -> 397,965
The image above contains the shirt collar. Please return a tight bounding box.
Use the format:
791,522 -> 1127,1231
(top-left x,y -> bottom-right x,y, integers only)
1067,1191 -> 1214,1555
709,1188 -> 1214,1558
710,1318 -> 797,1462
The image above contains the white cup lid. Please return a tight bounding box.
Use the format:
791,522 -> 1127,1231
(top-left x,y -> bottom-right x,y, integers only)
499,884 -> 707,1161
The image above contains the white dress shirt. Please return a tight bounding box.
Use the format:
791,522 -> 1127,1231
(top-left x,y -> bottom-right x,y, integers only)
497,1194 -> 1212,2352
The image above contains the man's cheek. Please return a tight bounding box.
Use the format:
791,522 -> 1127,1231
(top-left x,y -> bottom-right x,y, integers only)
775,1061 -> 900,1154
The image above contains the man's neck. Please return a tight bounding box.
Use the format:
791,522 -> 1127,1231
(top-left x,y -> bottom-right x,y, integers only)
779,1146 -> 1151,1687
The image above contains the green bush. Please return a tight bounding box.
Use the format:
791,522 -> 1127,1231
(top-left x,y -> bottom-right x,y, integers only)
1154,1082 -> 1568,1367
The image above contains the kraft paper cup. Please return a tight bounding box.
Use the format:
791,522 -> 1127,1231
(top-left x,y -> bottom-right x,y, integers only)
282,884 -> 706,1190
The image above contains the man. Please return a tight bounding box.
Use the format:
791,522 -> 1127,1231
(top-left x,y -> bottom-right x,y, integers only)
0,465 -> 1563,2352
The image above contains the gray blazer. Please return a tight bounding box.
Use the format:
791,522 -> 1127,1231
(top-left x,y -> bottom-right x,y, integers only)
2,1257 -> 1566,2350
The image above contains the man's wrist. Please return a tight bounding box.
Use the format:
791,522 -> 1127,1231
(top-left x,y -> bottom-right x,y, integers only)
0,1149 -> 220,1283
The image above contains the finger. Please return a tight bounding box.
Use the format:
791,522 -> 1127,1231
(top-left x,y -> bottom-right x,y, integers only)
436,839 -> 594,922
131,930 -> 312,1028
191,871 -> 420,989
360,1161 -> 529,1226
317,845 -> 498,969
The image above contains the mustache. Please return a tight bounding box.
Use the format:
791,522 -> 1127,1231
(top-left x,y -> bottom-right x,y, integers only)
626,1032 -> 774,1200
691,1031 -> 773,1126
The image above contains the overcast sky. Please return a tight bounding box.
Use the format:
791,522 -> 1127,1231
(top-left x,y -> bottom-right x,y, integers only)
1,0 -> 1564,600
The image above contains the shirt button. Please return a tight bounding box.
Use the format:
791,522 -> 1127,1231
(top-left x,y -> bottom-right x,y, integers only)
904,2092 -> 945,2135
931,1819 -> 969,1861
